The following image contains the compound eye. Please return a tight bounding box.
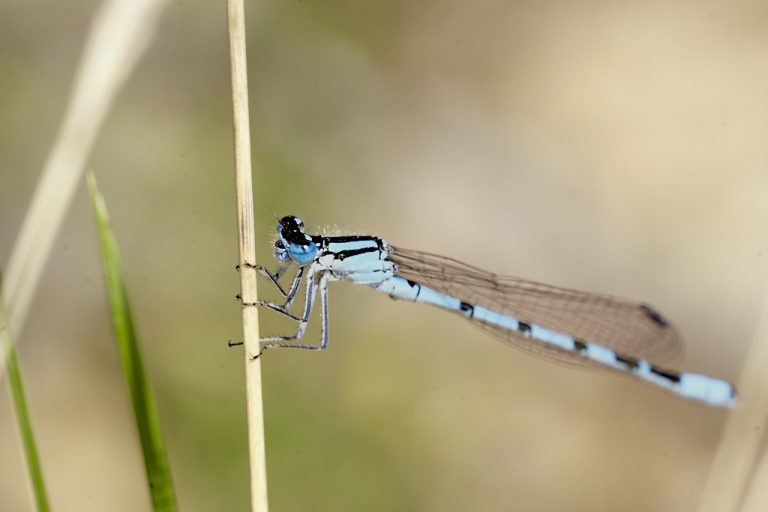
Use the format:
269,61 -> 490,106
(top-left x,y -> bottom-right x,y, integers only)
294,217 -> 304,228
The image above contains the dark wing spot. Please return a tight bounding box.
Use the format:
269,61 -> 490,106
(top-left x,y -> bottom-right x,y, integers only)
650,366 -> 681,383
573,340 -> 588,353
518,322 -> 532,334
615,354 -> 640,370
640,304 -> 669,328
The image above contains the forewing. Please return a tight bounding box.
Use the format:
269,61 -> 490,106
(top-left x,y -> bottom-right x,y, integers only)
389,246 -> 683,368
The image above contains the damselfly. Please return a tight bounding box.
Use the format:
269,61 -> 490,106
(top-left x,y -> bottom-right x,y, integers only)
237,216 -> 736,407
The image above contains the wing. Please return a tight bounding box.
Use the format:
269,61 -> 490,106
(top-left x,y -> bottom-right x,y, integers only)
389,246 -> 683,369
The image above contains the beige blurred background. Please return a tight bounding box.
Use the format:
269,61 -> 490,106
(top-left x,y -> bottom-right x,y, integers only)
2,1 -> 767,511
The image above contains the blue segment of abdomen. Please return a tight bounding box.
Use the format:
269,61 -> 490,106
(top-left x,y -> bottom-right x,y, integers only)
377,277 -> 484,316
376,278 -> 569,349
472,305 -> 519,330
376,277 -> 463,310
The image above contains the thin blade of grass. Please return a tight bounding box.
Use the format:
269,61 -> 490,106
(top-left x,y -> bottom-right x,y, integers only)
0,0 -> 168,378
86,173 -> 178,512
1,296 -> 50,512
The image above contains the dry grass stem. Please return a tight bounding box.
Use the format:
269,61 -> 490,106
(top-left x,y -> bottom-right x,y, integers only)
226,0 -> 269,510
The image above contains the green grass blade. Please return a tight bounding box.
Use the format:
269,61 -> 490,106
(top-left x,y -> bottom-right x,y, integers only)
1,299 -> 51,512
86,174 -> 178,512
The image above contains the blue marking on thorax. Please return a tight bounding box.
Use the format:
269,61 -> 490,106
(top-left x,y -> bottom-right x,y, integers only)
325,250 -> 395,283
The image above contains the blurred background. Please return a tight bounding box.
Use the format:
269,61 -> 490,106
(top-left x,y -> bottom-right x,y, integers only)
1,1 -> 767,510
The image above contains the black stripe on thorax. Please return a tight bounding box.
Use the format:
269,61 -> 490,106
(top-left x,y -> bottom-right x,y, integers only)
326,247 -> 381,261
326,235 -> 381,243
316,235 -> 386,251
